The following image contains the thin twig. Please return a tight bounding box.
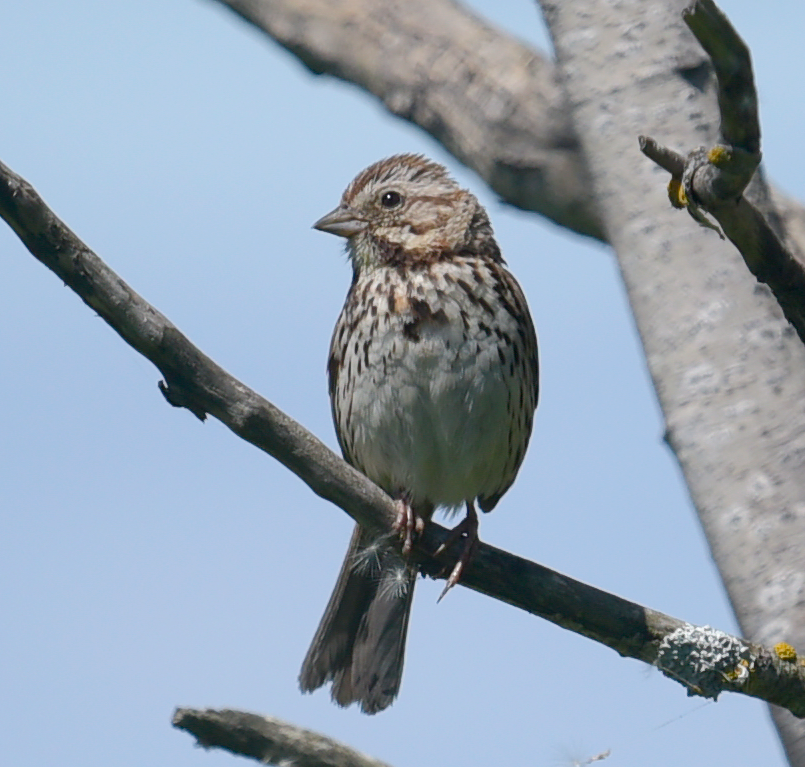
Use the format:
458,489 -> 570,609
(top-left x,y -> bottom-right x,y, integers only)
638,136 -> 684,177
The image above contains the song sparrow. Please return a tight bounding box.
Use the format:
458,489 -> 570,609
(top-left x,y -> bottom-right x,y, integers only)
299,154 -> 539,713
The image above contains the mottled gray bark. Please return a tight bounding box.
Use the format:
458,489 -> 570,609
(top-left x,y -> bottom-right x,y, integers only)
541,0 -> 805,763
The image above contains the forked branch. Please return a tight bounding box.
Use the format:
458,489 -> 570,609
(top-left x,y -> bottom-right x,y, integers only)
640,0 -> 805,342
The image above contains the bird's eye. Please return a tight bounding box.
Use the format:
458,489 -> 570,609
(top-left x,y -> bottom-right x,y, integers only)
380,190 -> 404,209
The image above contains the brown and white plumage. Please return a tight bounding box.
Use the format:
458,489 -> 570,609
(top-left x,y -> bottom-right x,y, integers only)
299,154 -> 538,713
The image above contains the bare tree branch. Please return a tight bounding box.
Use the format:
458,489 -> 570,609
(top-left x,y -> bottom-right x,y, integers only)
208,0 -> 805,265
639,0 -> 805,344
211,0 -> 604,240
683,0 -> 759,154
4,159 -> 805,717
173,708 -> 392,767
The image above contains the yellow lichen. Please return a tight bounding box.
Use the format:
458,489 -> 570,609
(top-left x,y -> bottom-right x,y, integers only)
723,658 -> 751,682
668,177 -> 687,209
707,145 -> 732,167
775,642 -> 798,662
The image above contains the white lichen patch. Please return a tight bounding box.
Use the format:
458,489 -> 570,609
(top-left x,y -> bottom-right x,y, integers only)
656,624 -> 754,699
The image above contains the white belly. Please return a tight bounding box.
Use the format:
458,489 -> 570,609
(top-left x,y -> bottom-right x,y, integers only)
331,262 -> 533,512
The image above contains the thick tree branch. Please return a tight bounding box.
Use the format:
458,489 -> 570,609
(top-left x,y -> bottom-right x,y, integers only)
210,0 -> 603,240
173,708 -> 392,767
540,0 -> 805,755
3,158 -> 805,715
207,0 -> 805,262
640,0 -> 805,343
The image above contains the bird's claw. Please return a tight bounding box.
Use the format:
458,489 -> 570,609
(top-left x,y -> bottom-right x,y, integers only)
435,504 -> 479,601
392,497 -> 425,556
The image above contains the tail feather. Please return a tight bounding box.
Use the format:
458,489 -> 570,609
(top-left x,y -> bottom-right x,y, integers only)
299,524 -> 416,714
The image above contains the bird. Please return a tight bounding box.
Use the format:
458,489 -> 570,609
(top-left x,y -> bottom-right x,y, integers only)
299,153 -> 539,714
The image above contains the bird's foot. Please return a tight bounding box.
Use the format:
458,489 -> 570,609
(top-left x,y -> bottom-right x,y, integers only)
392,495 -> 426,557
435,502 -> 479,601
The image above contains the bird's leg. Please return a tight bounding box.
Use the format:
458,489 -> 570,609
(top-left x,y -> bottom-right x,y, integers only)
392,492 -> 426,556
435,501 -> 479,601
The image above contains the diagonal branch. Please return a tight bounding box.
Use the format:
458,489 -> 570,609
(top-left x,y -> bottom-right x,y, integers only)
211,0 -> 604,240
3,157 -> 805,715
207,0 -> 805,259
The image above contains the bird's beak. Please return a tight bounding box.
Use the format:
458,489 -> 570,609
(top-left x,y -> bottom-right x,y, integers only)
313,206 -> 367,238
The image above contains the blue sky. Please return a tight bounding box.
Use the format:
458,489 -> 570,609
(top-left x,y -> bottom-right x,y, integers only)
2,2 -> 803,766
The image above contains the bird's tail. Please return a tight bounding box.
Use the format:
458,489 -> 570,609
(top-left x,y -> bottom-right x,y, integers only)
299,524 -> 417,714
